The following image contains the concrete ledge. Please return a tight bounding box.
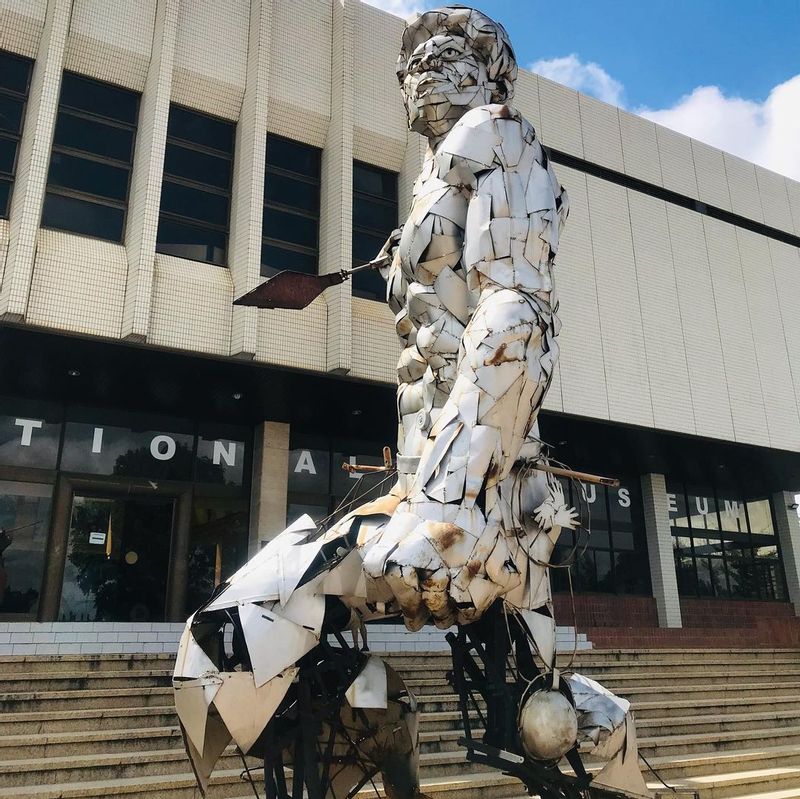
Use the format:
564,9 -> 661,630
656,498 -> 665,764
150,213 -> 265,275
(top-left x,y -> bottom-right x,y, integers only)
0,622 -> 592,655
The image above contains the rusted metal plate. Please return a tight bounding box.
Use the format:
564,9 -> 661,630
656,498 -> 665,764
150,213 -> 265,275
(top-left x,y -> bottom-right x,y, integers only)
233,270 -> 345,310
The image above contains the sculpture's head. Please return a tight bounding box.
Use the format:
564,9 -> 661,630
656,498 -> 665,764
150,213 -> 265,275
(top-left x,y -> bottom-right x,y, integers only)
397,5 -> 517,140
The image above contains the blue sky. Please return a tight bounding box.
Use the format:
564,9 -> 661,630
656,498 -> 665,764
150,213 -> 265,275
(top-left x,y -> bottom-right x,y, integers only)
368,0 -> 800,181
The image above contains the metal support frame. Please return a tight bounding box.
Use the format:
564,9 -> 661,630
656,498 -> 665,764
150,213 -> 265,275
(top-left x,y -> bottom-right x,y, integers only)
445,601 -> 621,799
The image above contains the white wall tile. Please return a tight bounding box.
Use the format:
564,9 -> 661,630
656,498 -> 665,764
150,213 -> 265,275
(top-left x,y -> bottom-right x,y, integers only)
627,192 -> 694,434
586,176 -> 653,427
702,217 -> 769,446
552,166 -> 610,421
665,205 -> 734,440
619,110 -> 662,186
736,229 -> 800,450
579,93 -> 623,172
536,75 -> 583,156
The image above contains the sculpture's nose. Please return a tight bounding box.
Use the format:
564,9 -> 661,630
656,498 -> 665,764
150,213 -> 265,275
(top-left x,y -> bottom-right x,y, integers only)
418,49 -> 441,71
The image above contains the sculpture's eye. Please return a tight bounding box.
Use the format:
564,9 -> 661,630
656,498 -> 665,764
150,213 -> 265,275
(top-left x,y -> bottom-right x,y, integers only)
441,47 -> 460,58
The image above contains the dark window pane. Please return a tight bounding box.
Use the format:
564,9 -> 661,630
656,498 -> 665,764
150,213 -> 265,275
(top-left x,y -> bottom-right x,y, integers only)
353,198 -> 397,231
47,151 -> 129,201
53,112 -> 134,162
156,216 -> 226,265
186,496 -> 249,614
59,73 -> 139,125
168,105 -> 234,153
575,549 -> 597,591
0,51 -> 33,95
41,192 -> 125,240
164,142 -> 232,189
263,206 -> 318,248
726,551 -> 757,599
353,230 -> 387,264
674,546 -> 697,595
695,556 -> 714,596
0,178 -> 9,217
266,136 -> 320,177
0,94 -> 23,134
0,481 -> 52,615
160,180 -> 228,226
354,162 -> 397,198
0,136 -> 16,174
352,268 -> 386,301
595,549 -> 613,592
264,172 -> 319,212
261,242 -> 317,276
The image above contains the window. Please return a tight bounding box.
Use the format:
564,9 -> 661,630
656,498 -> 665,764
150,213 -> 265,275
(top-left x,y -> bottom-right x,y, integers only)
551,479 -> 650,595
0,481 -> 53,615
262,135 -> 321,277
0,50 -> 33,219
42,72 -> 139,241
352,161 -> 398,300
156,105 -> 235,265
286,434 -> 388,525
667,481 -> 788,601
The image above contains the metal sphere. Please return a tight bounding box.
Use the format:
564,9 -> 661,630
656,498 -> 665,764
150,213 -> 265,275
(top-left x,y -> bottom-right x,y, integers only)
518,689 -> 578,762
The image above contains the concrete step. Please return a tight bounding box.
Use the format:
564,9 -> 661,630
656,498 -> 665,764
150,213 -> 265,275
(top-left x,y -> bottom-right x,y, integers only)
0,686 -> 173,712
0,749 -> 246,789
0,655 -> 174,675
637,726 -> 800,759
635,709 -> 800,737
732,789 -> 800,799
0,670 -> 172,693
669,764 -> 800,799
0,726 -> 184,760
0,706 -> 178,736
0,768 -> 524,799
406,677 -> 800,703
637,745 -> 800,782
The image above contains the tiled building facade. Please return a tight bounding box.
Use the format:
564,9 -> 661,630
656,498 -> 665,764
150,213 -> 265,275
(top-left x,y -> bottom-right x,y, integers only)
1,0 -> 800,654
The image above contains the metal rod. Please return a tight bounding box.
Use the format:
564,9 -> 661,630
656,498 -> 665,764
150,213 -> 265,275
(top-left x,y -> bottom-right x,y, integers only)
524,462 -> 620,487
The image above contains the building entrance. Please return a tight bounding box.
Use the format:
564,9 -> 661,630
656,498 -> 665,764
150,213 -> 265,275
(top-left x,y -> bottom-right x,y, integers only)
58,494 -> 175,623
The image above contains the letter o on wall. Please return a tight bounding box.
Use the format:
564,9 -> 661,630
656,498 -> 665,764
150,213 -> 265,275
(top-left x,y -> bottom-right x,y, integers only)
150,435 -> 177,461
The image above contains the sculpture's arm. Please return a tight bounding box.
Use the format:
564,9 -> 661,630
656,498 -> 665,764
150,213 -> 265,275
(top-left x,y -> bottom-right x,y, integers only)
407,108 -> 567,532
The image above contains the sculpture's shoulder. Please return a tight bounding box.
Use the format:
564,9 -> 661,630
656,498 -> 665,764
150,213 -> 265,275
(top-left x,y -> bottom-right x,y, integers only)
438,104 -> 540,175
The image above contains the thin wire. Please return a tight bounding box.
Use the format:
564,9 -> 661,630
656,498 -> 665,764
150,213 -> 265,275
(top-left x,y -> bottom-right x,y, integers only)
0,518 -> 46,535
311,469 -> 398,534
237,747 -> 261,799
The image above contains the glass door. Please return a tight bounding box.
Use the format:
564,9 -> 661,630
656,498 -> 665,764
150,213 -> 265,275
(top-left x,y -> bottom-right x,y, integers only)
58,494 -> 175,622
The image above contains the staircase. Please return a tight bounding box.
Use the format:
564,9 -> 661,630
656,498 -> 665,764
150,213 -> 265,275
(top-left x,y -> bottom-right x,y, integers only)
0,649 -> 798,799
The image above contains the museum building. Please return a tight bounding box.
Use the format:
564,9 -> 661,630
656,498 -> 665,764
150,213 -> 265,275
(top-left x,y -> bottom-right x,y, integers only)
1,0 -> 800,654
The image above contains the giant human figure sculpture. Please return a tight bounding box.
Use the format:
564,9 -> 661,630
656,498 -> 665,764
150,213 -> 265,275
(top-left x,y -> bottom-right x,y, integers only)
174,7 -> 650,799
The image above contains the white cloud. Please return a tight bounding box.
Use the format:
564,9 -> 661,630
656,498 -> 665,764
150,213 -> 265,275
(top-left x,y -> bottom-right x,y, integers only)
361,0 -> 422,18
638,77 -> 800,181
530,54 -> 625,106
530,53 -> 800,182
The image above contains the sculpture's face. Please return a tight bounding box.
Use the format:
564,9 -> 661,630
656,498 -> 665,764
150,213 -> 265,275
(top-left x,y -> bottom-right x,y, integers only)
400,33 -> 493,139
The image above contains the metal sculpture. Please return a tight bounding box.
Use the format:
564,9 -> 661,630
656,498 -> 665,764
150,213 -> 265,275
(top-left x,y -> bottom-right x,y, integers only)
174,7 -> 650,799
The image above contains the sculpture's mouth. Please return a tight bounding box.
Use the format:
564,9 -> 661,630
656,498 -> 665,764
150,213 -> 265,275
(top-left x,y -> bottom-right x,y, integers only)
408,70 -> 451,99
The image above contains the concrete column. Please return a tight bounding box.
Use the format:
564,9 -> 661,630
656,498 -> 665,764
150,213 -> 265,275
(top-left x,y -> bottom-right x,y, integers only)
228,0 -> 273,359
121,0 -> 179,342
772,491 -> 800,615
398,129 -> 424,219
0,0 -> 72,322
641,473 -> 683,627
318,0 -> 355,375
249,421 -> 290,557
